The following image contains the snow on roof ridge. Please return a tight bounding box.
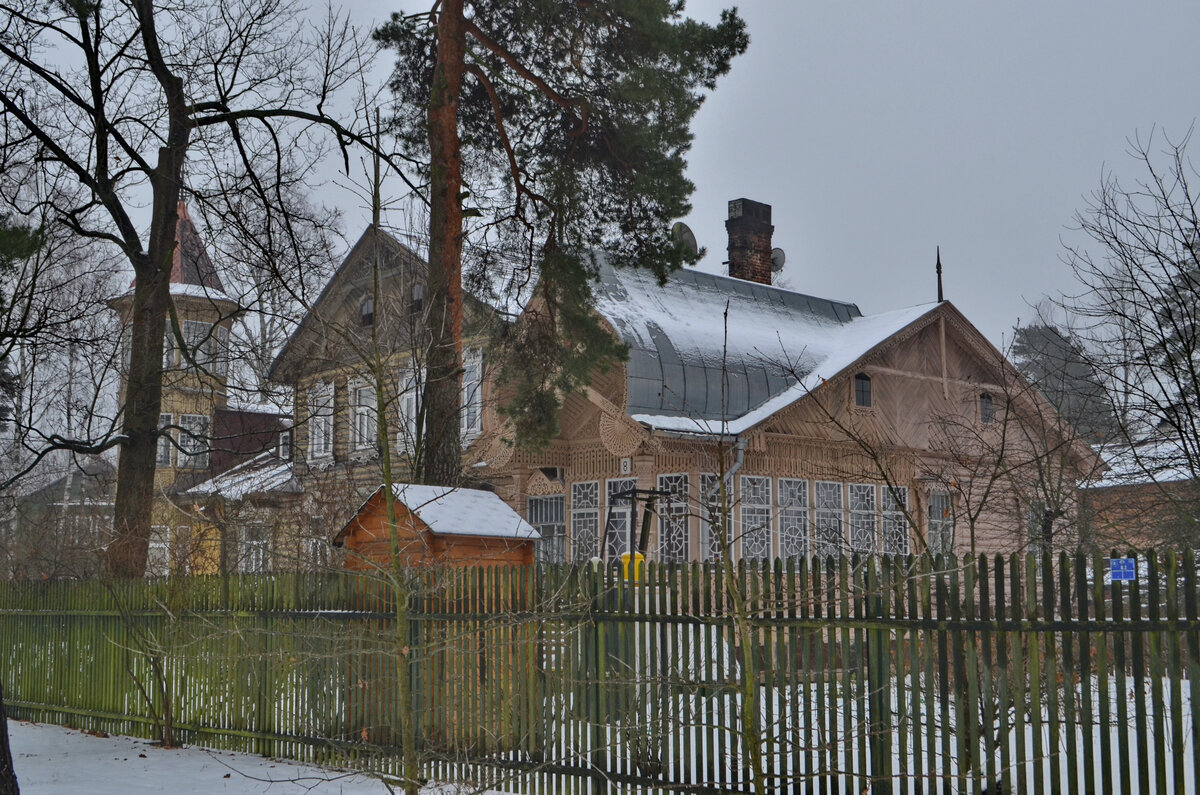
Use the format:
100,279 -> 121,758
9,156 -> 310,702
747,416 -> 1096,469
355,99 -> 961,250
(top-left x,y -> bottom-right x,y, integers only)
387,483 -> 539,540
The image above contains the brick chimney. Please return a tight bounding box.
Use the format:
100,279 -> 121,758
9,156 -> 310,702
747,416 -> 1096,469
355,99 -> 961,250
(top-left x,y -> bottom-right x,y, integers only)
725,198 -> 774,285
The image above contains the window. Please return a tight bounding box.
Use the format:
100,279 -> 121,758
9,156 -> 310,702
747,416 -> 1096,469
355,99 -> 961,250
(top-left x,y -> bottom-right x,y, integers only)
461,349 -> 483,439
740,475 -> 772,560
814,481 -> 844,559
307,516 -> 328,570
211,325 -> 229,378
657,474 -> 689,563
156,414 -> 174,467
570,481 -> 600,561
146,526 -> 170,578
171,526 -> 191,575
307,537 -> 329,570
360,298 -> 374,327
928,493 -> 954,556
529,495 -> 566,563
277,430 -> 292,460
604,478 -> 636,560
848,483 -> 877,554
1027,500 -> 1051,554
980,393 -> 994,424
307,382 -> 334,459
881,486 -> 910,555
350,381 -> 377,452
163,328 -> 176,368
410,283 -> 424,315
177,414 -> 209,468
241,524 -> 269,574
778,478 -> 809,559
182,320 -> 211,369
854,373 -> 872,408
398,366 -> 423,454
700,473 -> 732,561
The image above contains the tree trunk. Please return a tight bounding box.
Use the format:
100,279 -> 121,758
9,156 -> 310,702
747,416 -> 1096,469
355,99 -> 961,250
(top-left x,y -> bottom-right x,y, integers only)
0,680 -> 18,794
105,257 -> 170,578
106,5 -> 190,577
422,0 -> 466,487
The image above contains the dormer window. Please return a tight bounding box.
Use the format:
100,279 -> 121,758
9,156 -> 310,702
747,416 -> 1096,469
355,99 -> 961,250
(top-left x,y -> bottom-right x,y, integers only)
979,392 -> 994,424
854,373 -> 872,408
360,298 -> 374,327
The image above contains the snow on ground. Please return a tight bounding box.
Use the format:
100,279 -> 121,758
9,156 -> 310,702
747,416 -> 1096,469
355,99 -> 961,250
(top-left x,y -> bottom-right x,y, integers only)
7,720 -> 404,794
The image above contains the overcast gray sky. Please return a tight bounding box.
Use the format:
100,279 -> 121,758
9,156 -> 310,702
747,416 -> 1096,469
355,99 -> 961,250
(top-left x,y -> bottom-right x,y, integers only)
672,1 -> 1200,348
352,2 -> 1200,349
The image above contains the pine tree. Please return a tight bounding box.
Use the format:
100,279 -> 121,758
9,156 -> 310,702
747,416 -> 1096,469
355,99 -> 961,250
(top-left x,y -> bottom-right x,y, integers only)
1010,323 -> 1118,443
375,0 -> 748,484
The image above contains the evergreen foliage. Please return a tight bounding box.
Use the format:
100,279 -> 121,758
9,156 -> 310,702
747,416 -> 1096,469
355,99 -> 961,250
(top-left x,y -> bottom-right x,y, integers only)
375,0 -> 748,449
1010,323 -> 1118,443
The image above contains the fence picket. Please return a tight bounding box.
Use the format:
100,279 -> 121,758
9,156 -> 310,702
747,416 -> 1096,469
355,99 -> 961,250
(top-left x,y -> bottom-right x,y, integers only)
0,553 -> 1197,793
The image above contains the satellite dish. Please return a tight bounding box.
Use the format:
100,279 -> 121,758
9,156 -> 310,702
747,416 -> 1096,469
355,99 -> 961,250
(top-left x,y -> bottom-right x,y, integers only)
771,247 -> 786,273
671,221 -> 699,258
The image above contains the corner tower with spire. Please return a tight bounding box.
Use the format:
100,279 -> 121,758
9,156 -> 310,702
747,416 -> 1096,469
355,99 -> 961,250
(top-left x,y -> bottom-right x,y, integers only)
108,203 -> 239,571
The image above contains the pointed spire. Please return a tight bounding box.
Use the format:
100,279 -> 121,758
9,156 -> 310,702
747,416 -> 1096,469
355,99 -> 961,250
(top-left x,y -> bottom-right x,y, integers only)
171,201 -> 225,292
936,246 -> 944,303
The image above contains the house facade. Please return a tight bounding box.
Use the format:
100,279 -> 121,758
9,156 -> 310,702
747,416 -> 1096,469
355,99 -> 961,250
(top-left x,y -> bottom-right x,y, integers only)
271,199 -> 1096,567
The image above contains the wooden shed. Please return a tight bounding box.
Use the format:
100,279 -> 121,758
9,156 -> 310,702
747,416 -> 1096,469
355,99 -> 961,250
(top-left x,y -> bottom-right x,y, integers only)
334,483 -> 539,569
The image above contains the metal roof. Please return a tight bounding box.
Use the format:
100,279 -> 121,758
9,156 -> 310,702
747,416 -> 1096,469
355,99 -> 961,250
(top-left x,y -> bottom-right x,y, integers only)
592,261 -> 865,423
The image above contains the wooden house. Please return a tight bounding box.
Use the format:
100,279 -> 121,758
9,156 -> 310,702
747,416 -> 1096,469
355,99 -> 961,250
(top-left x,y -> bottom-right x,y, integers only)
334,484 -> 538,569
272,200 -> 1097,566
484,199 -> 1099,562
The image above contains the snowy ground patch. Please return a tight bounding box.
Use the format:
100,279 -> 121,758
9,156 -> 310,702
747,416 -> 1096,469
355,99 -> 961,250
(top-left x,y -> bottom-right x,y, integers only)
5,720 -> 485,794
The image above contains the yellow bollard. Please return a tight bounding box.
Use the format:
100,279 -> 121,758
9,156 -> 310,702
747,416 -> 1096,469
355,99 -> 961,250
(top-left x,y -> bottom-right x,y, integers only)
620,552 -> 645,582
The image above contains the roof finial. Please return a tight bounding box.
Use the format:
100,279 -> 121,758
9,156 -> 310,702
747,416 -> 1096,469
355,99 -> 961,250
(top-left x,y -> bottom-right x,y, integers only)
936,246 -> 944,303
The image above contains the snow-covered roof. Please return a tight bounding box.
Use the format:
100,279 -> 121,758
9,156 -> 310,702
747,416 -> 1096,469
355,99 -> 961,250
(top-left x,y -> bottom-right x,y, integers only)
168,282 -> 236,304
186,452 -> 298,500
1090,436 -> 1198,489
592,260 -> 939,433
386,484 -> 539,540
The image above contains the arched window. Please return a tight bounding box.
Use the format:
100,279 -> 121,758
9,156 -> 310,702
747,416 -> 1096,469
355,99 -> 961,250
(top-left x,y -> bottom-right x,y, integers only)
979,392 -> 994,424
853,372 -> 872,407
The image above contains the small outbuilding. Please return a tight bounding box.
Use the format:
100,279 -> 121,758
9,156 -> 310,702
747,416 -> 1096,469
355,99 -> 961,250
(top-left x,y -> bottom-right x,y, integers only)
334,483 -> 540,569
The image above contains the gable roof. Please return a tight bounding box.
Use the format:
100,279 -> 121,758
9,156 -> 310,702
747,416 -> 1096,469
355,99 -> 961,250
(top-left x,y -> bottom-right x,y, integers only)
335,483 -> 539,545
591,260 -> 940,433
268,226 -> 426,383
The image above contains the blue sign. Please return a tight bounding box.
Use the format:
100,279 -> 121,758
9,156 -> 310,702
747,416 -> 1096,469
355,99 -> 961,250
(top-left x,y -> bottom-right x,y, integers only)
1110,557 -> 1138,582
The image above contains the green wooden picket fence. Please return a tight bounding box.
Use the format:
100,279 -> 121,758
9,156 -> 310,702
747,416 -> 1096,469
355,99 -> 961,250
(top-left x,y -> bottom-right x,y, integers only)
0,552 -> 1196,793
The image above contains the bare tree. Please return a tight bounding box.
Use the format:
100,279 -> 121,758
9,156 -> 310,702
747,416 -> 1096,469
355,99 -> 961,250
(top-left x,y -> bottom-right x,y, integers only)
1062,128 -> 1200,546
0,0 -> 409,576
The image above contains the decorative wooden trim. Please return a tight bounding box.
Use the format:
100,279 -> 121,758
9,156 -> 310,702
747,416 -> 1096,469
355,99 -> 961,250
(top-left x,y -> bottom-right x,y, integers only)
525,469 -> 565,496
599,411 -> 644,457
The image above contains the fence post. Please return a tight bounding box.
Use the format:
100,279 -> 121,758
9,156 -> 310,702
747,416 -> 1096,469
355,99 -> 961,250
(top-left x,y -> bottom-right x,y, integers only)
866,555 -> 892,792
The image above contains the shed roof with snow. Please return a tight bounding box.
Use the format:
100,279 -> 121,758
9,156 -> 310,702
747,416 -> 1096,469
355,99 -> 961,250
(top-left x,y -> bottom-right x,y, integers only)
334,484 -> 539,569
